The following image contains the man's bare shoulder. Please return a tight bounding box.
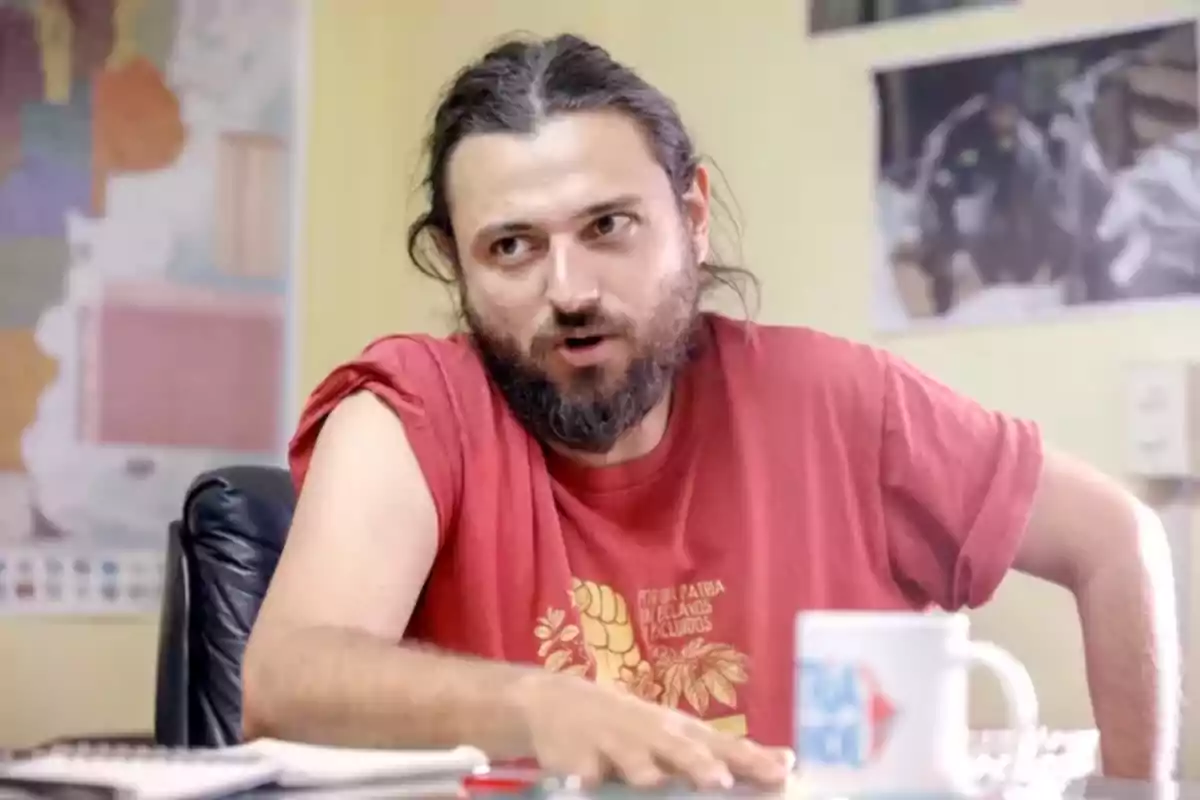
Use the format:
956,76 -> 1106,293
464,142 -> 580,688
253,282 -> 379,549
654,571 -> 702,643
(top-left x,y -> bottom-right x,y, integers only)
291,330 -> 496,501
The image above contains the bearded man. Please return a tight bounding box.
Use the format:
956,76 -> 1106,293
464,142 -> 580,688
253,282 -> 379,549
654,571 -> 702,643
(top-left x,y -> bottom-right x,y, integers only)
243,33 -> 1178,790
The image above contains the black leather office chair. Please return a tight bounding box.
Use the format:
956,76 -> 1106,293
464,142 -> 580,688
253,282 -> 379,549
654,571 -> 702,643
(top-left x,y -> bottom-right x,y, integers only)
154,465 -> 296,748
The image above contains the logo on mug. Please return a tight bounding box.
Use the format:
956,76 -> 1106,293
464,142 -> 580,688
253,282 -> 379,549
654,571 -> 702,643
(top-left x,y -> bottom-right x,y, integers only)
797,659 -> 897,769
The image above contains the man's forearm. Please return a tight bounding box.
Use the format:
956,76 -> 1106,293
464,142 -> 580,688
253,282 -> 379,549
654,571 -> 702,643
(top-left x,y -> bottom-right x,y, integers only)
1075,502 -> 1179,780
242,626 -> 542,757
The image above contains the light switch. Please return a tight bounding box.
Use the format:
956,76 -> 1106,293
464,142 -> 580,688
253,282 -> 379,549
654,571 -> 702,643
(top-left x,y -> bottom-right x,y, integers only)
1125,362 -> 1199,477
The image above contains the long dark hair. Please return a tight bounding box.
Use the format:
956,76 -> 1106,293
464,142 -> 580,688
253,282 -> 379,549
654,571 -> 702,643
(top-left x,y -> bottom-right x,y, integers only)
405,32 -> 758,316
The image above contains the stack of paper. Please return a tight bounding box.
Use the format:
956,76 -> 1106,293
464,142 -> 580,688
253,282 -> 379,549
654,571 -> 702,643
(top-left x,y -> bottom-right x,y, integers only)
243,738 -> 489,789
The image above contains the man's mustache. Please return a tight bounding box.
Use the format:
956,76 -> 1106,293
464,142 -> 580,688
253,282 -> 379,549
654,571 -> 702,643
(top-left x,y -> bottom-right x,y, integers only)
531,311 -> 633,357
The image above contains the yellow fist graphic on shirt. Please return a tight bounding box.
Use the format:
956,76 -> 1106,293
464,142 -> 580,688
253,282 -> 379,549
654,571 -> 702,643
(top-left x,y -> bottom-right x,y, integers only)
534,577 -> 749,735
572,578 -> 645,684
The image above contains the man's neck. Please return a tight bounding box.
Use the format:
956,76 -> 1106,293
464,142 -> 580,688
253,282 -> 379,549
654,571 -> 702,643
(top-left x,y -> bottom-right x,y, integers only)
550,386 -> 673,469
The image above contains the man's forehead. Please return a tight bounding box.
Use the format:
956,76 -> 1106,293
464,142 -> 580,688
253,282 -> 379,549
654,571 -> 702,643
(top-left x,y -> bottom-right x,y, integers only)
445,110 -> 670,231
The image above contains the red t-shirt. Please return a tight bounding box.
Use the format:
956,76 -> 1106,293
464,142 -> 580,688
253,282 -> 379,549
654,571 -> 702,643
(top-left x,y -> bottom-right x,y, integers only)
289,313 -> 1043,747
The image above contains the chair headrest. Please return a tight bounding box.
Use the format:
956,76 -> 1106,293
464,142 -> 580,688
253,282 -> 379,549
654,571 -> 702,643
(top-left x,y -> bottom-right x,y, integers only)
183,466 -> 296,555
176,465 -> 296,746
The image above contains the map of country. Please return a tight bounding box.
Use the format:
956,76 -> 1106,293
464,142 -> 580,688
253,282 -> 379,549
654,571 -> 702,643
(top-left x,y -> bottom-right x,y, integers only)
0,0 -> 298,552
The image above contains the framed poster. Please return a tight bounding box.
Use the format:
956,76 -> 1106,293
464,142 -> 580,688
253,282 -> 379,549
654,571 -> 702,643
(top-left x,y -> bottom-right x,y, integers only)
873,17 -> 1200,332
0,0 -> 308,614
808,0 -> 1014,35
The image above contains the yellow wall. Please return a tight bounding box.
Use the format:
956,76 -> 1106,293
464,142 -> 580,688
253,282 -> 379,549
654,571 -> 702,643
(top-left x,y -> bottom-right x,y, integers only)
4,0 -> 1200,774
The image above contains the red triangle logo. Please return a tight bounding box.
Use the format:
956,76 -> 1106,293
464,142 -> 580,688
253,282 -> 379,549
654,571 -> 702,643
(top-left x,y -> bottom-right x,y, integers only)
870,690 -> 895,726
859,667 -> 897,757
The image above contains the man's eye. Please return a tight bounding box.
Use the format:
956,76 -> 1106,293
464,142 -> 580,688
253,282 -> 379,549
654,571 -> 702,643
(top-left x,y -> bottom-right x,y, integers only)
588,213 -> 633,239
490,236 -> 530,259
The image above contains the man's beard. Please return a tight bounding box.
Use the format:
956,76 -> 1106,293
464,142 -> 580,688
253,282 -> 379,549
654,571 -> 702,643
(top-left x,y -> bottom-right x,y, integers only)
465,268 -> 701,455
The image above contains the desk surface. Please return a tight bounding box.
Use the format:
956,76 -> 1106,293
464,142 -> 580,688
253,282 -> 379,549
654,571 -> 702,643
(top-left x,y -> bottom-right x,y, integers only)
239,776 -> 1197,799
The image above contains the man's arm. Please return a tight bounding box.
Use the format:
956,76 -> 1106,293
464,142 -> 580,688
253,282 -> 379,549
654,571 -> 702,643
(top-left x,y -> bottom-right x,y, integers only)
1013,449 -> 1179,781
242,391 -> 539,756
873,350 -> 1178,779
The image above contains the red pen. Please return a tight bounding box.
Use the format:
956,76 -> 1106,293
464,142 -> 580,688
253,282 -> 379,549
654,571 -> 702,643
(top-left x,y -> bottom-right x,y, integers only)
462,766 -> 543,794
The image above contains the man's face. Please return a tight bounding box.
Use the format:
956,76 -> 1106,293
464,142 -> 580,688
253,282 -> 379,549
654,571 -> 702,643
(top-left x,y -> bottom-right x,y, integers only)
443,110 -> 711,453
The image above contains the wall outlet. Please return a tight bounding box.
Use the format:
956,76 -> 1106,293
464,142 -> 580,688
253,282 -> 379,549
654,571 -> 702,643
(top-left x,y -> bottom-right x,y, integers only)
1126,362 -> 1200,478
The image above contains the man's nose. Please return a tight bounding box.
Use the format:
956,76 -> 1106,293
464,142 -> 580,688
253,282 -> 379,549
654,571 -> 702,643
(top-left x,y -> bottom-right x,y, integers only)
544,241 -> 600,313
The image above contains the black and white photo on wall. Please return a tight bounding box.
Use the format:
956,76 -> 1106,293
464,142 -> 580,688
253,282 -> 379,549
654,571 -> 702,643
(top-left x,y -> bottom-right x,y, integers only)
873,18 -> 1200,332
808,0 -> 1014,35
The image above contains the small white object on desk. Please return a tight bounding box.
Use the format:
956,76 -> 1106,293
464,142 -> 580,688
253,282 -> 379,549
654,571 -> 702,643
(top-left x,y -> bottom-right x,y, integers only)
971,727 -> 1100,791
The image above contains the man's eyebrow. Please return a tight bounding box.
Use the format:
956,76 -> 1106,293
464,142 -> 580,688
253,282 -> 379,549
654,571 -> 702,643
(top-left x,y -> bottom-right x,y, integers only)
476,194 -> 644,240
576,194 -> 643,219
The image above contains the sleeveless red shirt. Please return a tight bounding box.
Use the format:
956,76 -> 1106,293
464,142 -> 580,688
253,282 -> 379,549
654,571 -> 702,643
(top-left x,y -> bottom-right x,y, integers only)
289,314 -> 1042,747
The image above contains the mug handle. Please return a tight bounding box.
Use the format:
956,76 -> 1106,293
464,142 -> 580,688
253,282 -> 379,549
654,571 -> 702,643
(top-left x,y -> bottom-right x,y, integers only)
963,640 -> 1040,791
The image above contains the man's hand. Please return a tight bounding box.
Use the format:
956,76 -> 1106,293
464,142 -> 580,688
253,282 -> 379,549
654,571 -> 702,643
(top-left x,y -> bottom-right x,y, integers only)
510,671 -> 793,789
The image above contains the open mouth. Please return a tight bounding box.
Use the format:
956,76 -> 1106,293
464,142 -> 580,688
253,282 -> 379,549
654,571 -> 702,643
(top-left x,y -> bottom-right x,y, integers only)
563,335 -> 606,350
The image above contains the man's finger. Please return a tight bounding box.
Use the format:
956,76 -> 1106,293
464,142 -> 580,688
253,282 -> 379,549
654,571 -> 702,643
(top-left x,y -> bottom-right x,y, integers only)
605,748 -> 666,788
712,736 -> 791,787
653,734 -> 732,789
768,746 -> 796,770
558,751 -> 607,788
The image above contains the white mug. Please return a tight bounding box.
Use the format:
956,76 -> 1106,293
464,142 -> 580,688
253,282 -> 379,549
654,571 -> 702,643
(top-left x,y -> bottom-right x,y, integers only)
794,610 -> 1039,796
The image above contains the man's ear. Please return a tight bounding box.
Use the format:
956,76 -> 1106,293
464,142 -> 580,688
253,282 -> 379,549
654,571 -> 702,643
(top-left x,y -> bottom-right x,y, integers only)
431,228 -> 457,264
680,164 -> 712,265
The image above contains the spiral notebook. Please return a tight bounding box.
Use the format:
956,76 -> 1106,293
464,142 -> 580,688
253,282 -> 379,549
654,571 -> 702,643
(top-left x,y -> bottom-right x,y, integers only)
0,739 -> 489,800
